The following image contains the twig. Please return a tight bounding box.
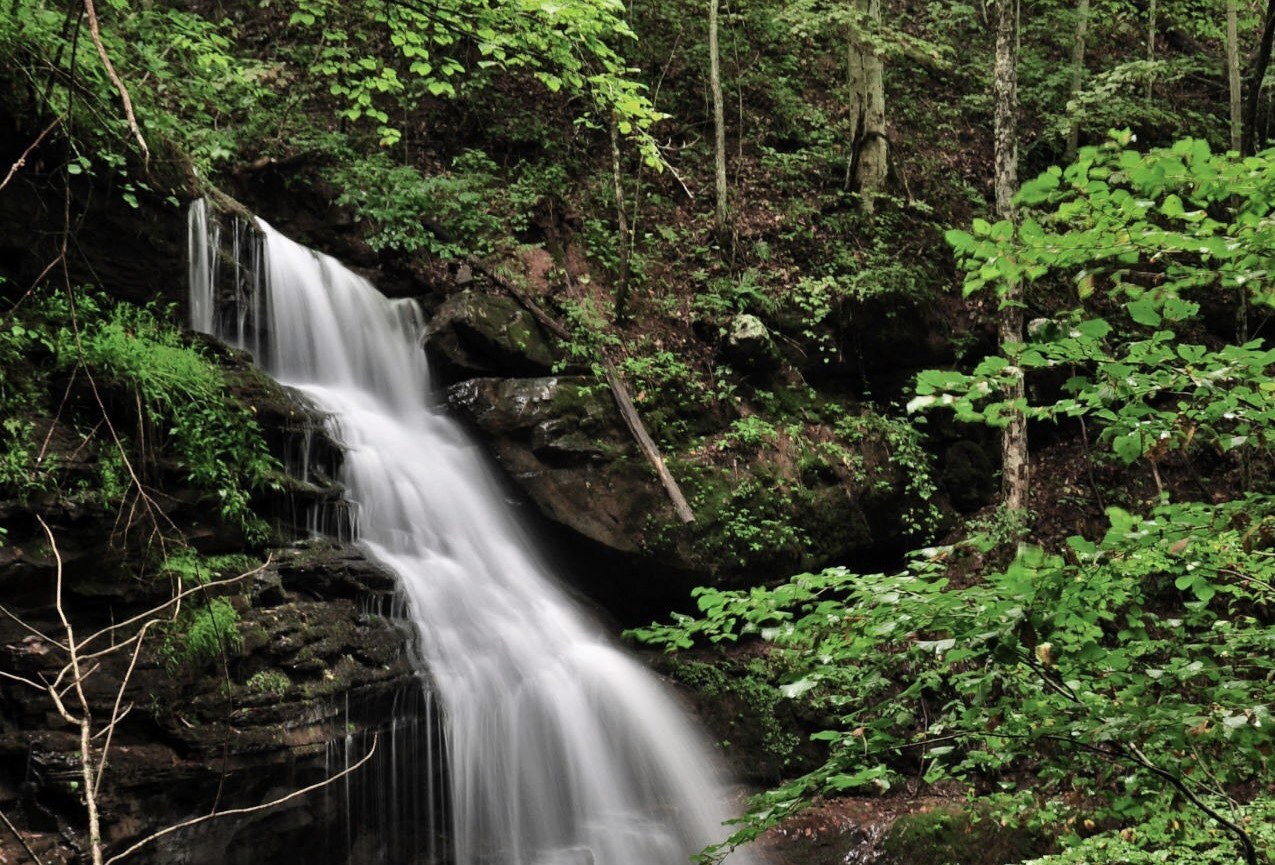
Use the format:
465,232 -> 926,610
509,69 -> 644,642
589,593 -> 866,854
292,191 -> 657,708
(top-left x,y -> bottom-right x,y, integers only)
0,115 -> 62,194
35,516 -> 104,865
93,620 -> 153,799
76,561 -> 269,658
0,603 -> 68,650
81,0 -> 148,166
1124,742 -> 1257,865
0,806 -> 44,865
102,734 -> 380,865
0,669 -> 47,691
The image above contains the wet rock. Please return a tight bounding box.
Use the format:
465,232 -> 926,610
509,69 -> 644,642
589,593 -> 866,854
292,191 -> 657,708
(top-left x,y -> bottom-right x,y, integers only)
447,376 -> 660,554
425,289 -> 560,378
0,540 -> 430,865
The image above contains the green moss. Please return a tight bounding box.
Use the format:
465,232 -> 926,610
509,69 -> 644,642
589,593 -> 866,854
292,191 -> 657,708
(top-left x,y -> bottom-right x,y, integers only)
880,808 -> 1051,865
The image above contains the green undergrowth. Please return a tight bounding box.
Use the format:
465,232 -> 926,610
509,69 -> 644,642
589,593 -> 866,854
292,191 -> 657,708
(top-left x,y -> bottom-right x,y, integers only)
156,549 -> 257,673
632,496 -> 1275,864
0,290 -> 279,538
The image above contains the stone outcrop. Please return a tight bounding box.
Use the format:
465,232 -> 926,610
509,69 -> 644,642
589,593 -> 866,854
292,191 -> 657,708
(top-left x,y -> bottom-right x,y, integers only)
447,375 -> 659,554
425,289 -> 561,379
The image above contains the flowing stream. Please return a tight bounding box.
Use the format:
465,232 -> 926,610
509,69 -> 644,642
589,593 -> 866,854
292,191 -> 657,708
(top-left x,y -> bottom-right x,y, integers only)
189,202 -> 746,865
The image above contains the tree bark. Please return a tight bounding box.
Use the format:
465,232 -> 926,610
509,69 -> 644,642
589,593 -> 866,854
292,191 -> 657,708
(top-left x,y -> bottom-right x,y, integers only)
1228,0 -> 1242,153
1064,0 -> 1090,162
709,0 -> 728,236
846,0 -> 887,210
1146,0 -> 1156,100
608,116 -> 632,320
1243,0 -> 1275,155
994,0 -> 1028,514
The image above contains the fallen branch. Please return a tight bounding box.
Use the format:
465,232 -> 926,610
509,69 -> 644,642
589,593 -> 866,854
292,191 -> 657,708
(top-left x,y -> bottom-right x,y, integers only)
441,249 -> 695,523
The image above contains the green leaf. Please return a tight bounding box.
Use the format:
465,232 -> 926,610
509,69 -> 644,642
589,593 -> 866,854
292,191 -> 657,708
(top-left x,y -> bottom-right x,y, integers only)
1076,318 -> 1112,339
1127,298 -> 1161,327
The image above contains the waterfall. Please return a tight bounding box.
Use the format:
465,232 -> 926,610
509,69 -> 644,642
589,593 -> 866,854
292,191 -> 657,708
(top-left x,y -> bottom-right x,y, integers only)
189,203 -> 747,865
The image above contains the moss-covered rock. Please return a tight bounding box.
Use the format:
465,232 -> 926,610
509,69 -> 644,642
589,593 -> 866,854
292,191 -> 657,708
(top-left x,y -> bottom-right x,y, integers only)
425,289 -> 561,378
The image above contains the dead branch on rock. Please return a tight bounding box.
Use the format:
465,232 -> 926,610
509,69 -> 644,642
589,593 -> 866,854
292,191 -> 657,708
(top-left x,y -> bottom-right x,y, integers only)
439,247 -> 695,523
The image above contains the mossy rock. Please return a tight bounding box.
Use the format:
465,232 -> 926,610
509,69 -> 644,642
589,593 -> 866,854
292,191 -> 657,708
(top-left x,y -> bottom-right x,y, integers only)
425,289 -> 560,378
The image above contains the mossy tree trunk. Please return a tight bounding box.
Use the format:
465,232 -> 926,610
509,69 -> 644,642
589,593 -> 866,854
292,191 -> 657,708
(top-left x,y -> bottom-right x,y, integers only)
846,0 -> 887,211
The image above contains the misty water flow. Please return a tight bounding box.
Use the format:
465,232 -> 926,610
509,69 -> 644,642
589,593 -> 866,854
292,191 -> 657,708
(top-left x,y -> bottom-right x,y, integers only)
189,201 -> 748,865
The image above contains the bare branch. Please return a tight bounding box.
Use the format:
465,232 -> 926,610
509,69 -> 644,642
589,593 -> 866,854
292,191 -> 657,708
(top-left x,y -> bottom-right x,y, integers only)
0,603 -> 67,651
0,806 -> 44,865
94,620 -> 153,799
81,0 -> 149,165
77,559 -> 270,657
103,734 -> 380,865
0,669 -> 47,691
0,115 -> 62,195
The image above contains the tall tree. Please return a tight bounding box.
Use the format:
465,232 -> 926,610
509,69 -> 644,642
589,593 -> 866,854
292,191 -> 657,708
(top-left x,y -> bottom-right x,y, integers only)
1243,0 -> 1275,154
846,0 -> 887,209
709,0 -> 729,236
1146,0 -> 1157,100
1228,0 -> 1243,152
994,0 -> 1027,513
1064,0 -> 1090,162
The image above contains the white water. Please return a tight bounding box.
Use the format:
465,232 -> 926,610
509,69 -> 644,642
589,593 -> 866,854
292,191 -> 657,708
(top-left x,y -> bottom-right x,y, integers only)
189,202 -> 745,865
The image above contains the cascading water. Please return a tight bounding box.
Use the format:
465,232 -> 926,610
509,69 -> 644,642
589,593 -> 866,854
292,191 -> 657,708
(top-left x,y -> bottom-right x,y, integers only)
189,201 -> 749,865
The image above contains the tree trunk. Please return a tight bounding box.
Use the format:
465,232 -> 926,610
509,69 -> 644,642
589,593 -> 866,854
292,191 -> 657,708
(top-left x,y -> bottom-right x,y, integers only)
709,0 -> 728,236
994,0 -> 1027,514
609,116 -> 632,320
1064,0 -> 1090,162
1244,0 -> 1275,155
1146,0 -> 1156,100
846,0 -> 887,210
1228,0 -> 1242,152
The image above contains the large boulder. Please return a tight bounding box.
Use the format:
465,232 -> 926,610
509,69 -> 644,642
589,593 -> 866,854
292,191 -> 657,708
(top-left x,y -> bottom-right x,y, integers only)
447,376 -> 664,554
425,290 -> 560,379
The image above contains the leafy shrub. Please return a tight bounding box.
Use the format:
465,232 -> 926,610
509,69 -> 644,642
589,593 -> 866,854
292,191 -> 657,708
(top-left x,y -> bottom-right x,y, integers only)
631,497 -> 1275,862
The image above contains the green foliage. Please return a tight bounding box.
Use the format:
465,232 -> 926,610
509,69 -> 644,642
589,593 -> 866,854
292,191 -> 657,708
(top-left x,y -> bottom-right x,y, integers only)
923,136 -> 1275,473
70,302 -> 279,535
0,0 -> 272,176
285,0 -> 665,159
330,149 -> 573,261
1023,797 -> 1275,865
632,497 -> 1275,863
161,598 -> 242,673
246,669 -> 291,697
0,293 -> 277,536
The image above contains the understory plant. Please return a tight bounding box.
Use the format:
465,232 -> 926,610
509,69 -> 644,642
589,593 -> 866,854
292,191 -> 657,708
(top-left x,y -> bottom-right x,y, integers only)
0,292 -> 278,537
631,498 -> 1275,864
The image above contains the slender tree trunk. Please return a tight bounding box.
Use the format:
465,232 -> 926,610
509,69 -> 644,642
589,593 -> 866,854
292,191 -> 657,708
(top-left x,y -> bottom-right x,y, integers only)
609,117 -> 632,320
709,0 -> 728,236
1228,0 -> 1242,152
1146,0 -> 1156,100
1064,0 -> 1090,162
994,0 -> 1027,514
1244,0 -> 1275,154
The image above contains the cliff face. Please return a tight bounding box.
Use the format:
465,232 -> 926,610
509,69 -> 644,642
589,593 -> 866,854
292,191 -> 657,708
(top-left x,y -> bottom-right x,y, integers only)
0,354 -> 440,863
